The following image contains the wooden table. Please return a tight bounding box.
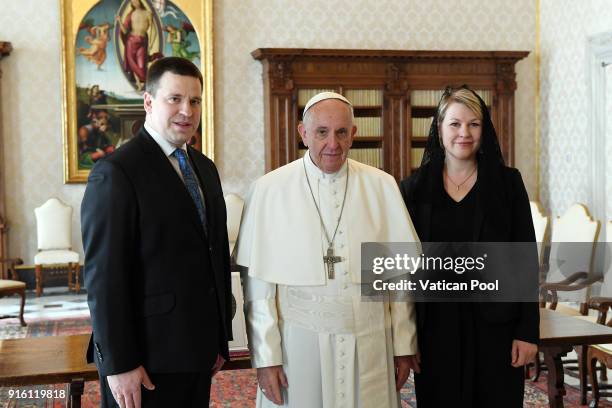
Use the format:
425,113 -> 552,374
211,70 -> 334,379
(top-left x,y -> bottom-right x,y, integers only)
540,308 -> 612,407
0,334 -> 97,408
0,333 -> 252,406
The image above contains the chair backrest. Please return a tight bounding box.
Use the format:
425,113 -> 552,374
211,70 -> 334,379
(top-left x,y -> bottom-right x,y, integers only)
547,203 -> 600,302
34,198 -> 73,250
225,193 -> 244,256
530,201 -> 549,267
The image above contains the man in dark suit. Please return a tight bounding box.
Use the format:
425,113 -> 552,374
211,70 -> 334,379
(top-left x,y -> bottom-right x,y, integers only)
81,57 -> 232,408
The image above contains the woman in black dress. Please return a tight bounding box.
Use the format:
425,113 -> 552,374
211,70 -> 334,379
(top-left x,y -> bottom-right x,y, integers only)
400,86 -> 539,407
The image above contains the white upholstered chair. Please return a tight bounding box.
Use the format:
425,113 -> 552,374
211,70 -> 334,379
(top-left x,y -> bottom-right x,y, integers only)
34,198 -> 80,297
541,203 -> 600,314
535,205 -> 600,402
530,201 -> 550,271
224,193 -> 245,257
224,193 -> 249,351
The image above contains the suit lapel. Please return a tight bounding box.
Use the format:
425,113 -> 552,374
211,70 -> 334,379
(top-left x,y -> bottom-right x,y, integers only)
137,130 -> 206,239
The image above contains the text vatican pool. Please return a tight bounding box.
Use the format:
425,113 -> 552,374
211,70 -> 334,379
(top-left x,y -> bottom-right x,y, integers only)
372,279 -> 499,291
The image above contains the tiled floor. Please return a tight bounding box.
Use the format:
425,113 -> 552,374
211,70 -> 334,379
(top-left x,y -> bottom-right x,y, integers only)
0,287 -> 89,321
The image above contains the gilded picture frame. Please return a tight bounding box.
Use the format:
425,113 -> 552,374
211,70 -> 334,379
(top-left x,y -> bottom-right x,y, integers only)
60,0 -> 214,183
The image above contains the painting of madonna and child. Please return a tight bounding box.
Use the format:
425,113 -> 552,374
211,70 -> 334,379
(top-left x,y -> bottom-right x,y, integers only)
75,0 -> 202,170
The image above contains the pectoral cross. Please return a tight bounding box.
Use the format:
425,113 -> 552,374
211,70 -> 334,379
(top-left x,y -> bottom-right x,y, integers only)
323,246 -> 342,279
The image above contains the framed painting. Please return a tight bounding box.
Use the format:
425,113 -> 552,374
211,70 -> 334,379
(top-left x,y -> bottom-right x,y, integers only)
60,0 -> 214,183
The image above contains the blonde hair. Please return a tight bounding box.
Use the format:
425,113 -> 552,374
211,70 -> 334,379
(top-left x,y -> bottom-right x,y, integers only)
436,87 -> 483,126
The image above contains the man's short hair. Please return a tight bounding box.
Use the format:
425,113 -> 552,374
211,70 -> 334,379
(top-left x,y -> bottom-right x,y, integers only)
145,57 -> 203,96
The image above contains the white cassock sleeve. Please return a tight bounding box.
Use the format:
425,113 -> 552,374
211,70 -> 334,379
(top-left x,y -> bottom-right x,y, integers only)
242,272 -> 283,368
390,300 -> 418,356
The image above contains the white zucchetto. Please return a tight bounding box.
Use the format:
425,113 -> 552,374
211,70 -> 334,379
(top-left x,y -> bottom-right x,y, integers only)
303,91 -> 353,114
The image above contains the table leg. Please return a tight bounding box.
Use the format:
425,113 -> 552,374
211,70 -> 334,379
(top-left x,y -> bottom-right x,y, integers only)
542,345 -> 573,408
576,345 -> 588,405
68,378 -> 85,408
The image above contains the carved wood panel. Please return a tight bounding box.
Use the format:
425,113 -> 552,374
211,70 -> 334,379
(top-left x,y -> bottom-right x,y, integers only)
253,48 -> 528,180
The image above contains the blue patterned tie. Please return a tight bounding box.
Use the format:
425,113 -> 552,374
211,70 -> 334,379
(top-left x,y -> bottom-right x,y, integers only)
173,148 -> 207,231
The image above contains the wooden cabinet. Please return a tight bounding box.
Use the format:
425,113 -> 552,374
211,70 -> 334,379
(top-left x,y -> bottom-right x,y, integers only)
0,41 -> 11,278
252,48 -> 528,181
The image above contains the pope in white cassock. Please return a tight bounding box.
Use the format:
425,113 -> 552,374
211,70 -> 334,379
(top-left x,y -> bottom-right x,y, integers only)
236,92 -> 420,407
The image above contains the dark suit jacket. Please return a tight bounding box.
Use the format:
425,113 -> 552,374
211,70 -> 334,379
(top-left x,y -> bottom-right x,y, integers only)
81,128 -> 232,377
399,163 -> 539,344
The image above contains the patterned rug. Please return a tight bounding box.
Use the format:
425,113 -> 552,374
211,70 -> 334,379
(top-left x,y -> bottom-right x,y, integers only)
0,318 -> 609,407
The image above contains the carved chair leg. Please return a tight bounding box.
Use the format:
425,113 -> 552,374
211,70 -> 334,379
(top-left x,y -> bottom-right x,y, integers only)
600,361 -> 608,382
74,263 -> 81,293
18,288 -> 26,327
588,347 -> 600,408
67,263 -> 74,291
35,264 -> 43,297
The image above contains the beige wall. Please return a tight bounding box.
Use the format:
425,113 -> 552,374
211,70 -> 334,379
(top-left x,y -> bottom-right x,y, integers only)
1,0 -> 537,264
0,2 -> 86,266
216,0 -> 537,197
